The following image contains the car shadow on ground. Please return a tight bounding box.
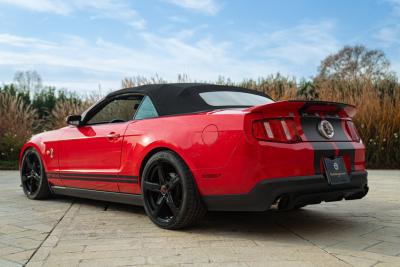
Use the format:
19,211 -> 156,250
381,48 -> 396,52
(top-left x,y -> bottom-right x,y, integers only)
42,195 -> 392,255
54,194 -> 364,238
197,209 -> 354,235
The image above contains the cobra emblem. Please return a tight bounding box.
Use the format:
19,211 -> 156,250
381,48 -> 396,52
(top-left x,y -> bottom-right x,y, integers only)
318,120 -> 334,139
46,148 -> 54,159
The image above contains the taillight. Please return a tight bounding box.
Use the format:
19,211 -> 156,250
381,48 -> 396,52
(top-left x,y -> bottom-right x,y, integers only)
345,120 -> 361,142
252,118 -> 301,143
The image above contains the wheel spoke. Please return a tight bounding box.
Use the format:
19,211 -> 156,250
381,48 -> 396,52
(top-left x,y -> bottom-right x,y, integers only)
32,161 -> 38,173
143,181 -> 161,192
29,178 -> 35,192
32,172 -> 41,182
168,174 -> 180,190
157,165 -> 166,184
153,196 -> 166,216
26,159 -> 33,170
166,194 -> 179,216
156,195 -> 165,205
21,175 -> 28,182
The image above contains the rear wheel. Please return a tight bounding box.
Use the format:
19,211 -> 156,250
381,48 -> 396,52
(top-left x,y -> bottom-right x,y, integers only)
141,151 -> 206,229
21,148 -> 51,199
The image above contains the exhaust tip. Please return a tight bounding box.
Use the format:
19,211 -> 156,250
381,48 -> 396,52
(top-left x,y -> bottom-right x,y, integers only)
270,195 -> 290,210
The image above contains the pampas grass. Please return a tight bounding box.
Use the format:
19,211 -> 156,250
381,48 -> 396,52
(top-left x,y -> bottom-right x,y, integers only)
0,93 -> 37,162
51,100 -> 94,129
1,74 -> 399,168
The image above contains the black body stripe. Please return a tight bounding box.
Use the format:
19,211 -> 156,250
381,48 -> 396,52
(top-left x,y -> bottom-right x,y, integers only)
46,172 -> 138,183
48,172 -> 137,179
300,117 -> 348,141
298,103 -> 357,174
309,142 -> 336,174
335,142 -> 356,171
299,112 -> 336,174
58,177 -> 138,183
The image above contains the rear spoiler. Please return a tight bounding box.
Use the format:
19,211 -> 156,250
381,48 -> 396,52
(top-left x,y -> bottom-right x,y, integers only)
246,100 -> 357,118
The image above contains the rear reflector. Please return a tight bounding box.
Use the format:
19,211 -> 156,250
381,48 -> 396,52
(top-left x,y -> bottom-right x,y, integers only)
345,120 -> 361,142
252,118 -> 301,143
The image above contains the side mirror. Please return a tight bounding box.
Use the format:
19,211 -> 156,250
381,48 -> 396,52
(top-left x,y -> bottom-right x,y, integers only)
66,115 -> 82,126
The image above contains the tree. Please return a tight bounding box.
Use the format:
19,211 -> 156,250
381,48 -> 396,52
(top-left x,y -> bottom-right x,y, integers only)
0,83 -> 30,106
317,45 -> 391,81
297,80 -> 318,100
13,70 -> 43,93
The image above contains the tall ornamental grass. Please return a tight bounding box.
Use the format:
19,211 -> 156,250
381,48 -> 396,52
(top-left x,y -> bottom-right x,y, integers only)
1,75 -> 399,169
0,93 -> 37,168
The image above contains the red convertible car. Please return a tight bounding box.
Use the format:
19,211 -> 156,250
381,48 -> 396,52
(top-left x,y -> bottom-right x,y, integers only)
20,83 -> 368,229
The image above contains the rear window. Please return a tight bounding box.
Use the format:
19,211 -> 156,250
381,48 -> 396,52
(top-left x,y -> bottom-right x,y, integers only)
199,91 -> 273,107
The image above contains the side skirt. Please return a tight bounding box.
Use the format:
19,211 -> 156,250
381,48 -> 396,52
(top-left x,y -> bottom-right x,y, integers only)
51,186 -> 143,206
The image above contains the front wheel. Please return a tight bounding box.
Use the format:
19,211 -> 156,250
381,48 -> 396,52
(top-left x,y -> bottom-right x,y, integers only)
20,148 -> 51,199
141,151 -> 206,229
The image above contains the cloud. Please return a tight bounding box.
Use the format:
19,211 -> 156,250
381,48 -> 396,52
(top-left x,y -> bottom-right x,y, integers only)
0,0 -> 146,29
374,1 -> 400,47
0,32 -> 277,91
0,20 -> 340,91
241,21 -> 339,75
375,24 -> 400,46
165,0 -> 221,15
375,1 -> 400,74
0,33 -> 56,48
0,0 -> 70,15
75,0 -> 146,29
386,0 -> 400,15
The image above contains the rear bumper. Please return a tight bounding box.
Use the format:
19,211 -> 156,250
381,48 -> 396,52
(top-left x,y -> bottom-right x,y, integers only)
203,170 -> 368,211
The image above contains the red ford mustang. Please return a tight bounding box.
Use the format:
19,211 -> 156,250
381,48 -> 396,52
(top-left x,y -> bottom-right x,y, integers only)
19,83 -> 368,229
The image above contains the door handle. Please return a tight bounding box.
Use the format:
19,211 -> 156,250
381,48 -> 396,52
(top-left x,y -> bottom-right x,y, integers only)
106,133 -> 121,139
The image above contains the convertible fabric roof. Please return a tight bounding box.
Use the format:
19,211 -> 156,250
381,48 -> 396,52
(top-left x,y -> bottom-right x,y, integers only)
106,83 -> 271,116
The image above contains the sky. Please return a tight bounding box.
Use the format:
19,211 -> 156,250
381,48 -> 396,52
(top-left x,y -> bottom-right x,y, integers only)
0,0 -> 399,92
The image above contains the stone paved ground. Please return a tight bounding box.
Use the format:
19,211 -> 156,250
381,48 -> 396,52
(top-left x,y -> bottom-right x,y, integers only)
0,170 -> 399,267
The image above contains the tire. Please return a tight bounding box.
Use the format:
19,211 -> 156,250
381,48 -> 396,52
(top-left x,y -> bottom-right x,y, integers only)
141,151 -> 206,229
20,148 -> 51,200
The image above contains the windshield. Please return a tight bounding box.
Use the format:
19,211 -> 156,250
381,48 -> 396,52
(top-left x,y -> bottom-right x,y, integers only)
199,91 -> 273,107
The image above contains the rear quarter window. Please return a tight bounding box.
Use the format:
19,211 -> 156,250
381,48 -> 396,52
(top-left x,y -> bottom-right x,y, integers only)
135,96 -> 158,120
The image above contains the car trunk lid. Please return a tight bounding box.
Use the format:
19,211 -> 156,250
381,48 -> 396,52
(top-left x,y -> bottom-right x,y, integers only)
245,100 -> 359,142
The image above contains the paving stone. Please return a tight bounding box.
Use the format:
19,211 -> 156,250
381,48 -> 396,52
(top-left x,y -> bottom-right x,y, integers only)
0,170 -> 399,266
0,246 -> 26,256
333,254 -> 378,267
326,237 -> 382,251
374,262 -> 400,267
2,249 -> 35,264
0,258 -> 23,267
79,256 -> 146,266
181,263 -> 249,267
326,248 -> 400,264
25,261 -> 45,267
365,241 -> 400,256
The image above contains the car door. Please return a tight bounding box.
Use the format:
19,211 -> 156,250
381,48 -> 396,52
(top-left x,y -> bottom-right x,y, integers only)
58,95 -> 143,191
117,96 -> 159,194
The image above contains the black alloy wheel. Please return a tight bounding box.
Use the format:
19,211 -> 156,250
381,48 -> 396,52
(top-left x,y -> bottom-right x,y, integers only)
21,148 -> 51,199
142,151 -> 206,229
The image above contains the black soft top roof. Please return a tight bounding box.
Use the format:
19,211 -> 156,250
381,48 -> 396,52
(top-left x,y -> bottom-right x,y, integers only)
106,83 -> 271,116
